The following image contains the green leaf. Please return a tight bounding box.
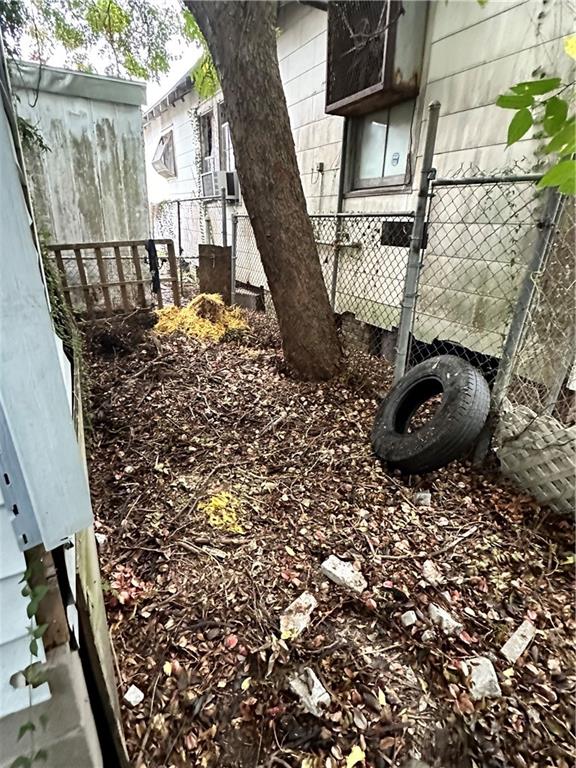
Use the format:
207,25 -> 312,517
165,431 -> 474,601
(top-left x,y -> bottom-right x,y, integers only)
31,585 -> 49,602
537,159 -> 576,193
29,638 -> 39,657
32,624 -> 49,639
39,713 -> 49,731
24,665 -> 47,687
496,93 -> 534,109
17,722 -> 36,741
543,97 -> 569,136
507,108 -> 533,145
544,119 -> 576,155
33,750 -> 48,764
511,77 -> 562,96
10,757 -> 32,768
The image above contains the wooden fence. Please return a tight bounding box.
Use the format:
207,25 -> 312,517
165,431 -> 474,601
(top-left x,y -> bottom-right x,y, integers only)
46,238 -> 181,317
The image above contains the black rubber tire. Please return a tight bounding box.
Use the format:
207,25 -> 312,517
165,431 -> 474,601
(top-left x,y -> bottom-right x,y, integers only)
371,355 -> 490,474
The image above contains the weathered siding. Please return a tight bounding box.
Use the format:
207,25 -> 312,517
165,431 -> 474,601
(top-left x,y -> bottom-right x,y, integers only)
277,3 -> 344,213
143,1 -> 572,358
12,63 -> 148,244
144,93 -> 200,204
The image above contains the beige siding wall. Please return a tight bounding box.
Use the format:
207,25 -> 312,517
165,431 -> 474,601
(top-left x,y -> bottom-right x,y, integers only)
145,1 -> 572,213
277,3 -> 344,213
143,1 -> 572,353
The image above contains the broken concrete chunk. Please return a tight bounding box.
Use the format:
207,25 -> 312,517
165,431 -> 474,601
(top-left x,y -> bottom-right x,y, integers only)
428,603 -> 463,636
289,667 -> 331,717
124,684 -> 144,707
500,620 -> 536,664
422,559 -> 444,586
280,591 -> 317,640
401,610 -> 418,628
468,656 -> 501,701
320,555 -> 367,594
412,491 -> 431,507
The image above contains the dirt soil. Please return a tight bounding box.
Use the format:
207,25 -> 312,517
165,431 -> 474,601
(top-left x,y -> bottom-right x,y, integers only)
84,310 -> 575,768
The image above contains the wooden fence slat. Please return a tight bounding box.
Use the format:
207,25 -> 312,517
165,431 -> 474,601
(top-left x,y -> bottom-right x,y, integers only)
60,279 -> 149,292
166,240 -> 181,307
52,249 -> 73,311
94,247 -> 113,315
47,238 -> 173,250
131,245 -> 147,308
113,246 -> 130,311
73,248 -> 94,317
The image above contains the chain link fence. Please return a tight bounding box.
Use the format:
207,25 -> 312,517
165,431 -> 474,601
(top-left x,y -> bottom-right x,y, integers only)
408,174 -> 543,384
149,173 -> 574,512
235,212 -> 414,353
151,197 -> 228,298
493,196 -> 575,513
230,175 -> 574,513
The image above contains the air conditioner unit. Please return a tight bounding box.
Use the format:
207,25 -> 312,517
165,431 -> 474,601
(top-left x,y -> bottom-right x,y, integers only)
325,0 -> 427,117
218,170 -> 240,202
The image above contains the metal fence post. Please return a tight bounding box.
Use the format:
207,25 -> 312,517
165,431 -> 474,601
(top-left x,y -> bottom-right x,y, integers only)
176,200 -> 183,296
330,215 -> 341,309
491,189 -> 562,411
221,186 -> 227,246
394,101 -> 441,383
231,212 -> 237,306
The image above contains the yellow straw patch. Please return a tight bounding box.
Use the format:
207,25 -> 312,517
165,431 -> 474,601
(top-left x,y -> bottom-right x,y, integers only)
155,293 -> 247,342
198,492 -> 245,534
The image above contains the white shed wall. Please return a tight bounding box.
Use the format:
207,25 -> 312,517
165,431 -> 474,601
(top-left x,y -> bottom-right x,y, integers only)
12,64 -> 149,244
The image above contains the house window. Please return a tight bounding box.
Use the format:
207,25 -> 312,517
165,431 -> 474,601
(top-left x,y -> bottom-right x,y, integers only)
152,130 -> 176,179
199,111 -> 214,173
349,99 -> 415,190
218,103 -> 235,172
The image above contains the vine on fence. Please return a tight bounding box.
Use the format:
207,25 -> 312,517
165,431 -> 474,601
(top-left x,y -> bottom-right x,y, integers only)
10,555 -> 50,768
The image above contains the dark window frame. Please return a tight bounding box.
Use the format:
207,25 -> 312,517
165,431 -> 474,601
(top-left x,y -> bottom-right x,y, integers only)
199,110 -> 214,168
345,99 -> 416,193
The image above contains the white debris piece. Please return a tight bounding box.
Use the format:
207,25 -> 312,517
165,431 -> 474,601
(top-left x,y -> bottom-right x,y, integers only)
500,620 -> 536,664
412,491 -> 431,507
280,591 -> 317,640
428,603 -> 463,636
95,532 -> 108,548
289,668 -> 331,717
401,610 -> 418,628
422,559 -> 444,586
320,555 -> 367,594
124,684 -> 144,707
421,629 -> 435,642
468,656 -> 501,701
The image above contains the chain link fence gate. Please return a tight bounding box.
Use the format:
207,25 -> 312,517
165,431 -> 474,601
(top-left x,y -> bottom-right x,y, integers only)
151,196 -> 229,299
234,212 -> 415,354
492,196 -> 575,514
406,173 -> 544,384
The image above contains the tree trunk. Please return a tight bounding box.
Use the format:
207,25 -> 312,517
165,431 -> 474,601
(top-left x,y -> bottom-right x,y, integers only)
186,0 -> 342,380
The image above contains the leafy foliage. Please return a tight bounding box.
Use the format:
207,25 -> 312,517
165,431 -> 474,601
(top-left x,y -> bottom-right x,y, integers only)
0,0 -> 193,80
0,0 -> 28,56
497,37 -> 576,195
16,116 -> 50,154
182,8 -> 219,98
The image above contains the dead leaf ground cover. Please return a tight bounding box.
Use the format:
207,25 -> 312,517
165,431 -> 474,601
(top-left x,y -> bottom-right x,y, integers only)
84,310 -> 574,768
